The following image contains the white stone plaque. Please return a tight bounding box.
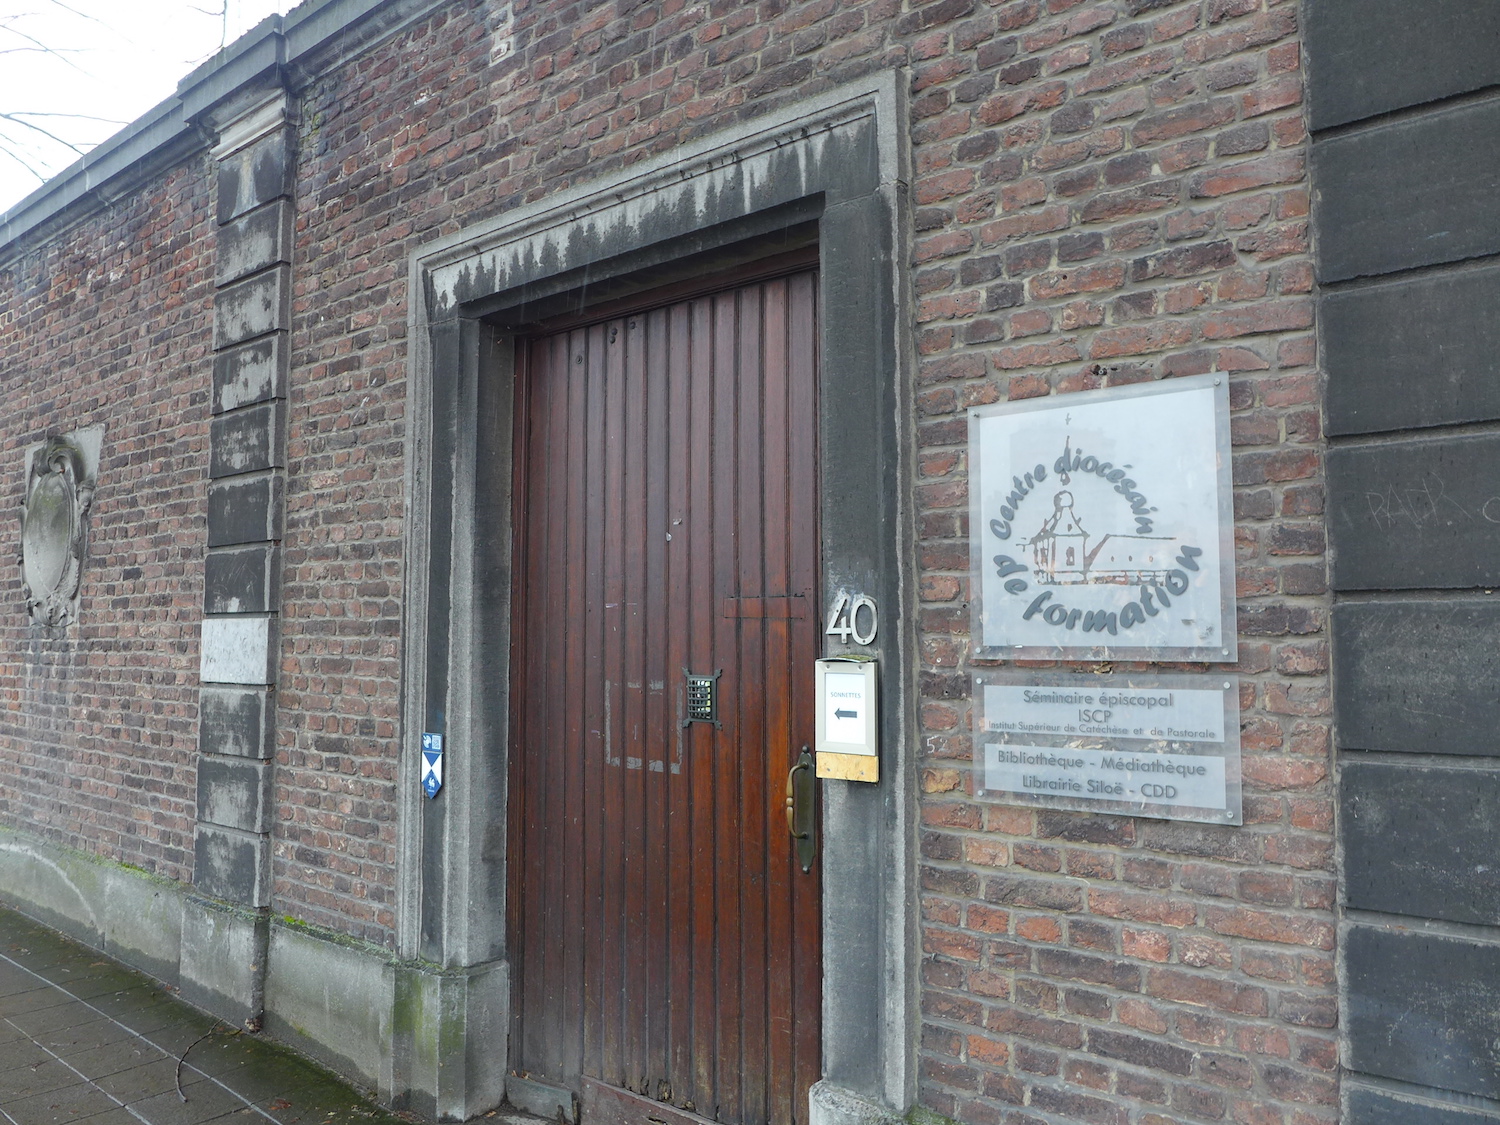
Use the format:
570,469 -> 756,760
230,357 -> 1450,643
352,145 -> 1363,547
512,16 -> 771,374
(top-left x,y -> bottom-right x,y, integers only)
974,671 -> 1242,825
968,373 -> 1236,662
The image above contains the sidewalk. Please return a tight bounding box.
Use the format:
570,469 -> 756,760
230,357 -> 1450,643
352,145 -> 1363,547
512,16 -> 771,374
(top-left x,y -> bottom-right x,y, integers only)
0,905 -> 410,1125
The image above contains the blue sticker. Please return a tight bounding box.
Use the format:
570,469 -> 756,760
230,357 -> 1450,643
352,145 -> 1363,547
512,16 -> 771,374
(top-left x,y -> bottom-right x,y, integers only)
421,733 -> 443,799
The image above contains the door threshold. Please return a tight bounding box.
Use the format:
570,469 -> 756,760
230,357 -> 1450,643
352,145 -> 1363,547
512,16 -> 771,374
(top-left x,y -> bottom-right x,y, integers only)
582,1077 -> 721,1125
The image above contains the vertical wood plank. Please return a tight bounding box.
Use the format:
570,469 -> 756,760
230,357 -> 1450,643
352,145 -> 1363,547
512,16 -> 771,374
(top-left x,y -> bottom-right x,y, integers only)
759,278 -> 796,1125
735,283 -> 769,1125
787,271 -> 823,1124
686,295 -> 718,1118
599,317 -> 629,1088
621,311 -> 649,1092
710,288 -> 745,1125
642,305 -> 671,1097
581,322 -> 609,1082
663,300 -> 695,1104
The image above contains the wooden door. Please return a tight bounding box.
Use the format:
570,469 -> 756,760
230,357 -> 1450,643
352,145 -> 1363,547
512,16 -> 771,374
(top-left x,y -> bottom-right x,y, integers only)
507,268 -> 822,1125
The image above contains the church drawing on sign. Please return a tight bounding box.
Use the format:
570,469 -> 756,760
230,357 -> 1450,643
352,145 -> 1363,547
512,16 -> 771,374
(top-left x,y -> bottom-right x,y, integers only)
1028,488 -> 1178,586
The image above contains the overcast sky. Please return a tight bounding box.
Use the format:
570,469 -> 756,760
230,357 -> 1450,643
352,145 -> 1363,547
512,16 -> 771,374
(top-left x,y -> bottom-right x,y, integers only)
0,0 -> 296,213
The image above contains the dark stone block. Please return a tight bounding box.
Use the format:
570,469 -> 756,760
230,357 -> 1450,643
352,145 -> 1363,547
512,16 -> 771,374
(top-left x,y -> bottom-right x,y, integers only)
1313,99 -> 1500,282
1342,758 -> 1500,922
1334,600 -> 1500,755
213,335 -> 286,414
1325,263 -> 1500,436
215,200 -> 292,287
1346,1083 -> 1500,1125
193,823 -> 269,907
1328,434 -> 1500,589
216,129 -> 291,225
197,756 -> 271,834
205,545 -> 279,613
1346,923 -> 1500,1100
1306,0 -> 1500,131
213,265 -> 289,349
207,475 -> 284,547
200,686 -> 273,760
210,402 -> 285,478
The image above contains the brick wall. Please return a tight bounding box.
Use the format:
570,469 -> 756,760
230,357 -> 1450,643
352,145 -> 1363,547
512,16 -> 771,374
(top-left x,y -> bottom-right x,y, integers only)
904,1 -> 1334,1122
277,0 -> 1334,1114
0,159 -> 215,881
0,0 -> 1334,1116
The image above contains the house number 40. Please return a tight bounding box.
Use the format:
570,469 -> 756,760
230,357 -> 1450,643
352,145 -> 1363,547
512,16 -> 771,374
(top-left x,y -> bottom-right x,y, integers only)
826,591 -> 878,646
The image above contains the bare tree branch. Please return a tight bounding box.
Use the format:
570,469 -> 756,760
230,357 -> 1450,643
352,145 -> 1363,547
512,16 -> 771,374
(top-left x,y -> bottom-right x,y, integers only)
41,0 -> 108,25
7,111 -> 124,126
0,20 -> 89,73
0,46 -> 85,56
0,146 -> 51,184
0,112 -> 89,155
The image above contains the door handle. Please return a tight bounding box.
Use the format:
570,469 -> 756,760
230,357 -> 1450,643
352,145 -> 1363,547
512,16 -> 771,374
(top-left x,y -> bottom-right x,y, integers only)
785,746 -> 816,873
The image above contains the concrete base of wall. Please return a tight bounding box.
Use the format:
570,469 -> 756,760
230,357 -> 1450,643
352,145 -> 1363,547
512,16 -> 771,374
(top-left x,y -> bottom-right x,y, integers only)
263,920 -> 393,1087
180,895 -> 268,1027
0,827 -> 183,986
0,830 -> 507,1121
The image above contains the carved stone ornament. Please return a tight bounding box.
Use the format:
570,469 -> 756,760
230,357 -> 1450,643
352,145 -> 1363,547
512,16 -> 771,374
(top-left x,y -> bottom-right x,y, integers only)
21,426 -> 102,627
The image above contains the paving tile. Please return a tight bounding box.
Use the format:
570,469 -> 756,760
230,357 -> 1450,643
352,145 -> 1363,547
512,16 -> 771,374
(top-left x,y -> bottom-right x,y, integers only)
0,1057 -> 79,1101
48,970 -> 149,1003
0,1028 -> 53,1065
2,1080 -> 119,1125
0,962 -> 44,997
27,1016 -> 131,1056
92,1055 -> 209,1103
34,1017 -> 142,1060
66,1109 -> 143,1125
6,1000 -> 103,1037
136,1016 -> 224,1059
0,1017 -> 31,1044
54,1033 -> 169,1081
127,1080 -> 250,1125
253,1083 -> 393,1125
176,1034 -> 324,1088
0,984 -> 80,1017
194,1068 -> 326,1114
85,989 -> 189,1031
2,947 -> 101,979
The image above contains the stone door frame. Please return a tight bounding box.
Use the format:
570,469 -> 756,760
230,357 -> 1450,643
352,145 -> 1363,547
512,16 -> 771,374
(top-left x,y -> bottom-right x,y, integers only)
401,71 -> 916,1125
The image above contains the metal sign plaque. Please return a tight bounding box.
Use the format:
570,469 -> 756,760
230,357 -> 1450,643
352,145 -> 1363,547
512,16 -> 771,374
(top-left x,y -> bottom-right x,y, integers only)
969,373 -> 1236,662
974,671 -> 1242,825
421,733 -> 444,799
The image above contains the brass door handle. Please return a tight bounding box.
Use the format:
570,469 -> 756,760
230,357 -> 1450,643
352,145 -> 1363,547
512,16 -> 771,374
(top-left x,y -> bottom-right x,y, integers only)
786,760 -> 809,839
785,746 -> 816,873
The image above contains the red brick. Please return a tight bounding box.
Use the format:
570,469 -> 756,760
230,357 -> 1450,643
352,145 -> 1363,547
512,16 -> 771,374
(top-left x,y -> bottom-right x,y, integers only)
1203,906 -> 1335,949
1147,968 -> 1269,1016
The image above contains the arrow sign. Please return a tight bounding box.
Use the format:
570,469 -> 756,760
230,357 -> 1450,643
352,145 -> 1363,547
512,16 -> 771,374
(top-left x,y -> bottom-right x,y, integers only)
835,708 -> 858,720
421,733 -> 443,799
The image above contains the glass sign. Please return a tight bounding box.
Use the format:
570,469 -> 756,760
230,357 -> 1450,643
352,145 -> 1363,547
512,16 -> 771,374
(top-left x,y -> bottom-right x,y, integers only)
968,373 -> 1236,662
